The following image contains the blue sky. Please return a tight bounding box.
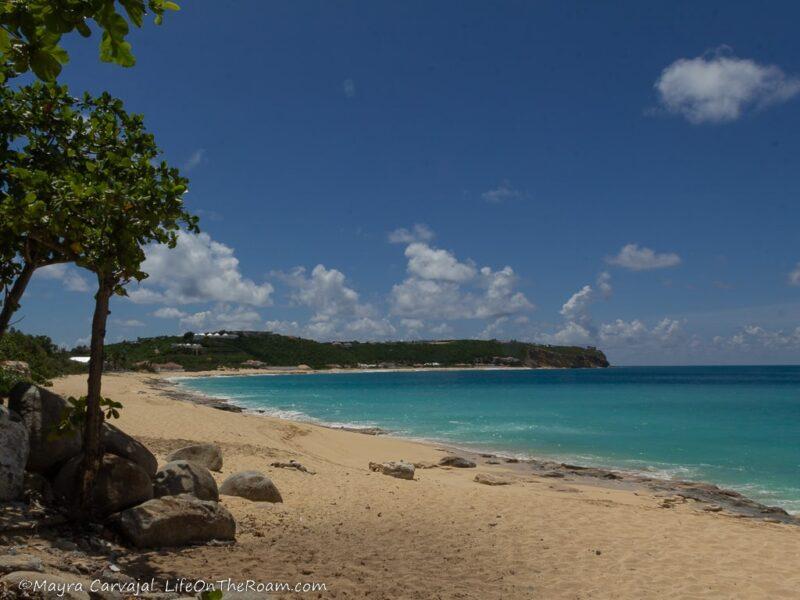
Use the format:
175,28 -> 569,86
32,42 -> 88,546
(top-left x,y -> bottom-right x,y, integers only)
14,1 -> 800,365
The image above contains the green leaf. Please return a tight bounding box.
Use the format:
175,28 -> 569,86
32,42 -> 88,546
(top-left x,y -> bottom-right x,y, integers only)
120,0 -> 145,27
0,29 -> 10,54
76,20 -> 92,38
30,49 -> 62,81
164,1 -> 180,11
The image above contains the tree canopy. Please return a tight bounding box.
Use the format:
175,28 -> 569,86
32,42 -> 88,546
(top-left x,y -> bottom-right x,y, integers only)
0,0 -> 179,82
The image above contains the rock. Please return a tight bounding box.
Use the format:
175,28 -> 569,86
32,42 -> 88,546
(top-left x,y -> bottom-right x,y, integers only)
438,456 -> 476,468
369,461 -> 415,480
153,460 -> 219,501
474,473 -> 513,486
220,471 -> 282,502
0,360 -> 30,378
0,405 -> 28,501
0,554 -> 44,575
113,494 -> 235,548
53,454 -> 153,516
8,383 -> 82,473
2,571 -> 91,600
23,471 -> 54,505
102,424 -> 157,478
165,443 -> 223,471
209,402 -> 243,413
270,460 -> 315,474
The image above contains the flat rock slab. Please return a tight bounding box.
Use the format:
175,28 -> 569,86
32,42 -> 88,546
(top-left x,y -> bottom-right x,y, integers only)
474,473 -> 513,486
369,461 -> 415,480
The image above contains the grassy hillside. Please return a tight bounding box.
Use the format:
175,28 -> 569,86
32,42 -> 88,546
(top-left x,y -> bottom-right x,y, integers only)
102,331 -> 610,371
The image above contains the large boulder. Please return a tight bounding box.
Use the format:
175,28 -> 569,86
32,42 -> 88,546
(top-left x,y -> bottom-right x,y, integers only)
0,360 -> 30,379
8,383 -> 82,473
369,461 -> 415,480
153,460 -> 219,501
102,423 -> 158,477
114,494 -> 236,548
53,454 -> 153,516
165,443 -> 223,471
0,405 -> 29,501
220,471 -> 282,503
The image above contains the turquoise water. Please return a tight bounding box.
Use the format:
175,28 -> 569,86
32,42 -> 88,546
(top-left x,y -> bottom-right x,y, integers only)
178,366 -> 800,513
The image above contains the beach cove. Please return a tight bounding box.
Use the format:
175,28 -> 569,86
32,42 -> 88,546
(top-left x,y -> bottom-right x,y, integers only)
45,371 -> 800,599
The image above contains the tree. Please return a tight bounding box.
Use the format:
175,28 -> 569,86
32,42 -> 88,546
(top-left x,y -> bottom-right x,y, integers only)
0,0 -> 180,82
0,82 -> 198,515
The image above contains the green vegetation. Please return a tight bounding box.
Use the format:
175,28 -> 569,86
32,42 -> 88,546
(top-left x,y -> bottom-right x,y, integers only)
103,332 -> 610,371
0,328 -> 84,395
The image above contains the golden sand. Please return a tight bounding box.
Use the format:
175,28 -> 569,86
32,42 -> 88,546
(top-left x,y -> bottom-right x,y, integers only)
50,372 -> 800,599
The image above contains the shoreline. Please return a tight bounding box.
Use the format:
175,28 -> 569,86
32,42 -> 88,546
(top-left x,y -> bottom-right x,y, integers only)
164,371 -> 798,523
44,371 -> 800,598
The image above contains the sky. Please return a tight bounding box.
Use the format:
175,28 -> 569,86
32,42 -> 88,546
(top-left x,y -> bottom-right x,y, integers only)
13,1 -> 800,365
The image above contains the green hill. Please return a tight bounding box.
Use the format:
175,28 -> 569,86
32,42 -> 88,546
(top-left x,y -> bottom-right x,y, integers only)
101,331 -> 610,371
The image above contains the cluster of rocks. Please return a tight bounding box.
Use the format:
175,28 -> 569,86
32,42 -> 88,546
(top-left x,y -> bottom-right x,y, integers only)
0,383 -> 286,550
369,454 -> 479,481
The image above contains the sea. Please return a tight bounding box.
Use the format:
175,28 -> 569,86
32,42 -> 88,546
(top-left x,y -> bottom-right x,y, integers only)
176,366 -> 800,513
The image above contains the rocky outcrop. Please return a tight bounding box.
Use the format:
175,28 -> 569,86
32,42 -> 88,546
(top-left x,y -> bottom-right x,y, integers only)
166,443 -> 223,471
220,471 -> 282,502
8,383 -> 82,473
53,454 -> 153,516
0,554 -> 44,575
0,405 -> 29,501
153,460 -> 219,501
114,494 -> 236,548
439,456 -> 476,468
0,360 -> 30,378
102,423 -> 158,477
369,461 -> 415,480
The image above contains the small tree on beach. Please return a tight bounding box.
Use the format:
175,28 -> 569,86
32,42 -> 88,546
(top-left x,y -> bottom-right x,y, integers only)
0,82 -> 198,515
0,0 -> 180,82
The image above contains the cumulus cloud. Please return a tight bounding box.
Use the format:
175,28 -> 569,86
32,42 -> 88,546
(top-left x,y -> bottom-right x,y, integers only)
388,236 -> 533,321
36,264 -> 92,292
152,307 -> 186,319
606,244 -> 681,271
128,231 -> 273,306
481,181 -> 522,203
788,263 -> 800,286
113,319 -> 145,328
278,264 -> 373,319
388,224 -> 435,245
655,47 -> 800,123
178,305 -> 263,331
714,324 -> 800,351
183,149 -> 206,171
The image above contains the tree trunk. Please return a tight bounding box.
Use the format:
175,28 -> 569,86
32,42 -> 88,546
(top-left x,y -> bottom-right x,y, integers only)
77,276 -> 112,518
0,262 -> 35,338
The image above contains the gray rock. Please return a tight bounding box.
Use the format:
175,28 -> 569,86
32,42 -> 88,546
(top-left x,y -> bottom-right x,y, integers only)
1,571 -> 91,600
23,471 -> 54,504
0,360 -> 30,378
439,456 -> 476,468
0,405 -> 28,501
0,554 -> 44,575
368,461 -> 415,480
53,454 -> 153,516
114,494 -> 236,548
102,423 -> 157,478
165,443 -> 223,471
474,473 -> 513,486
153,460 -> 219,501
8,383 -> 82,473
220,471 -> 282,502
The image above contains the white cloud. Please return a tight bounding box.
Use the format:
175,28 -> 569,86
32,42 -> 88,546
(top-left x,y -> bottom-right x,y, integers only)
342,78 -> 356,99
478,316 -> 509,340
405,243 -> 477,283
389,234 -> 533,321
481,181 -> 522,203
714,324 -> 800,350
279,264 -> 372,319
788,263 -> 800,286
388,224 -> 435,245
178,305 -> 262,331
128,231 -> 274,306
606,244 -> 681,271
400,318 -> 424,332
113,319 -> 145,328
152,307 -> 186,319
36,264 -> 92,292
184,149 -> 206,171
655,47 -> 800,123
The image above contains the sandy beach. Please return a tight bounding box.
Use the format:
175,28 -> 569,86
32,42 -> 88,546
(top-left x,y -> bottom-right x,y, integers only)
46,371 -> 800,599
